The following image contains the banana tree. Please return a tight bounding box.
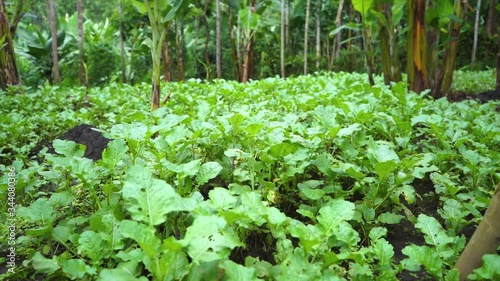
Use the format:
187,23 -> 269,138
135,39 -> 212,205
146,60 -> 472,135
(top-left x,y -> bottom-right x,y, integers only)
407,0 -> 428,94
351,0 -> 376,85
373,0 -> 404,84
0,0 -> 21,89
132,0 -> 188,111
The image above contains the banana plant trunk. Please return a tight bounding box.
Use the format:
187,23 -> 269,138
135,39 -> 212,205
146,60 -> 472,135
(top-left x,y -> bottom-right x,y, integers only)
377,3 -> 392,85
0,0 -> 20,90
455,183 -> 500,280
441,0 -> 468,98
407,0 -> 428,94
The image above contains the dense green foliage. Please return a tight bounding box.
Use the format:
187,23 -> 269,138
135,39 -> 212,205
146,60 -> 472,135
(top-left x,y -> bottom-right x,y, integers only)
1,73 -> 499,280
5,0 -> 499,88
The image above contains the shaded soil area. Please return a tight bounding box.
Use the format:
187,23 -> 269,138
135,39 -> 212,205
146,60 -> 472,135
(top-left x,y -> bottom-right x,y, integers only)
31,124 -> 110,161
386,179 -> 477,280
448,89 -> 500,103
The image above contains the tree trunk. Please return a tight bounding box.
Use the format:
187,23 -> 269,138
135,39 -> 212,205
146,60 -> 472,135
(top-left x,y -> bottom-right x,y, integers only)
407,0 -> 428,94
441,0 -> 468,98
363,28 -> 375,86
216,0 -> 222,78
0,0 -> 20,90
242,0 -> 256,83
486,0 -> 497,36
202,0 -> 211,79
228,6 -> 239,81
330,0 -> 344,70
377,3 -> 392,85
177,22 -> 185,81
285,0 -> 290,50
471,0 -> 481,68
455,183 -> 500,280
118,0 -> 126,83
303,0 -> 311,75
77,0 -> 87,88
315,0 -> 321,71
496,52 -> 500,91
280,0 -> 285,77
47,0 -> 61,84
162,36 -> 172,82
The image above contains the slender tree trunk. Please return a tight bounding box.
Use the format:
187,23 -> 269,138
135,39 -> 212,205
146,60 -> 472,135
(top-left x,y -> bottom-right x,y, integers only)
363,28 -> 375,86
455,183 -> 500,281
377,3 -> 392,85
77,0 -> 87,90
285,0 -> 290,50
228,6 -> 239,81
0,0 -> 20,89
237,10 -> 242,81
202,0 -> 211,79
471,0 -> 481,68
162,36 -> 172,82
441,0 -> 468,98
315,0 -> 321,71
242,0 -> 256,83
304,0 -> 311,75
330,0 -> 344,70
47,0 -> 61,84
216,0 -> 222,78
118,0 -> 127,83
280,0 -> 285,77
486,0 -> 497,36
407,0 -> 428,94
496,52 -> 500,91
177,22 -> 185,81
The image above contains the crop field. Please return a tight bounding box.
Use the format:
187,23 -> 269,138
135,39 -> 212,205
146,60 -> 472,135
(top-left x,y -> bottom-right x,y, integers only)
1,72 -> 499,280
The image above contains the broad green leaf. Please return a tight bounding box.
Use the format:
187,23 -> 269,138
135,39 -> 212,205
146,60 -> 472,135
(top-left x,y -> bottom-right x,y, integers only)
373,239 -> 394,266
337,123 -> 362,137
32,251 -> 60,274
352,0 -> 374,17
415,214 -> 454,258
267,207 -> 287,225
196,162 -> 222,185
209,188 -> 237,209
100,138 -> 128,169
119,220 -> 161,259
369,227 -> 387,241
132,0 -> 147,14
52,226 -> 71,243
402,245 -> 443,278
317,199 -> 355,234
370,143 -> 400,163
52,139 -> 85,157
298,180 -> 325,200
180,215 -> 242,263
378,212 -> 404,224
122,165 -> 182,225
17,198 -> 55,224
60,259 -> 87,280
150,251 -> 189,281
469,254 -> 500,280
98,261 -> 149,281
220,260 -> 257,281
77,231 -> 104,262
374,161 -> 398,180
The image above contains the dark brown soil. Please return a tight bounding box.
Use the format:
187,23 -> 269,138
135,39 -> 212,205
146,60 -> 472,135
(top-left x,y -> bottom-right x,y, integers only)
31,124 -> 110,161
448,89 -> 500,103
386,179 -> 476,280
